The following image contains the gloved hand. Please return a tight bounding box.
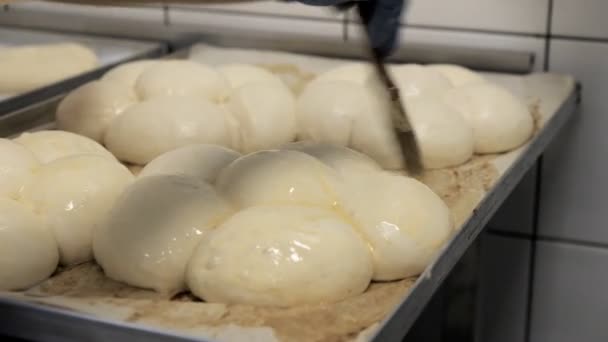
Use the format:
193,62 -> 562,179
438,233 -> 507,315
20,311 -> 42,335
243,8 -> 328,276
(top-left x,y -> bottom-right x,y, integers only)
295,0 -> 406,58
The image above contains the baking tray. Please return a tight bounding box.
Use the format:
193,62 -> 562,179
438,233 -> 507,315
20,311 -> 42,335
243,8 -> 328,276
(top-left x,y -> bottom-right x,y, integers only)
0,38 -> 579,342
0,25 -> 168,115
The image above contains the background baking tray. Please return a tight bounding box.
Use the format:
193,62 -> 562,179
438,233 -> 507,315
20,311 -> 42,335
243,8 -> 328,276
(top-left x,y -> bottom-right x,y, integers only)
0,37 -> 579,342
0,25 -> 167,115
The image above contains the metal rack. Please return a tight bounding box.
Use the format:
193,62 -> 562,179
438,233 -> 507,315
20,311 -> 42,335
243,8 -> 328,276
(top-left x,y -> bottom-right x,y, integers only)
0,26 -> 167,115
0,34 -> 579,342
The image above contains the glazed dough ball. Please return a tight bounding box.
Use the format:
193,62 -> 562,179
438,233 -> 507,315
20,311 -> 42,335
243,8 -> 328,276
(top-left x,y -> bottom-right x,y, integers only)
0,139 -> 40,199
296,81 -> 367,145
0,198 -> 58,291
281,141 -> 381,175
344,172 -> 452,280
135,60 -> 229,102
296,81 -> 404,169
104,96 -> 233,164
0,43 -> 98,93
14,130 -> 116,164
216,150 -> 343,209
101,60 -> 158,89
94,175 -> 233,295
218,64 -> 285,89
227,82 -> 296,153
56,80 -> 137,142
20,154 -> 134,265
187,205 -> 373,306
427,64 -> 486,87
443,83 -> 534,153
312,63 -> 374,86
387,64 -> 452,98
405,97 -> 474,169
139,144 -> 241,184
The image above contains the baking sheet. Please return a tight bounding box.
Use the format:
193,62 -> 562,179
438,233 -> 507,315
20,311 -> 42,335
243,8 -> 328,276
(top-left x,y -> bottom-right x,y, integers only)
0,43 -> 577,342
0,26 -> 166,111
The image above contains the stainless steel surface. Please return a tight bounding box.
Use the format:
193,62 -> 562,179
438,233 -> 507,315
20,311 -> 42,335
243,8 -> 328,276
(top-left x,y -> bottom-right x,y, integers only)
0,26 -> 167,115
173,31 -> 535,73
0,37 -> 577,342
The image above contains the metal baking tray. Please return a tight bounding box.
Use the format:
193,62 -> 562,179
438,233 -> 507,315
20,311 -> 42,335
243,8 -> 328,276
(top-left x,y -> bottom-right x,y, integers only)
0,25 -> 168,115
0,36 -> 579,342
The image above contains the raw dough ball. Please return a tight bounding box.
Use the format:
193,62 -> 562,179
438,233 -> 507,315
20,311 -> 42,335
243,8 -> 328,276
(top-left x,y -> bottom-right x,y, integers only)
20,154 -> 134,265
139,144 -> 241,184
281,141 -> 381,175
0,43 -> 98,93
0,198 -> 58,291
101,60 -> 158,89
56,80 -> 137,142
344,172 -> 452,280
218,64 -> 286,89
312,63 -> 374,86
427,64 -> 486,87
0,139 -> 40,199
405,97 -> 474,169
135,60 -> 229,102
216,150 -> 343,209
296,81 -> 368,145
94,175 -> 233,295
187,205 -> 373,306
443,83 -> 534,153
227,82 -> 296,153
104,96 -> 233,164
14,130 -> 116,164
387,64 -> 452,98
296,81 -> 404,170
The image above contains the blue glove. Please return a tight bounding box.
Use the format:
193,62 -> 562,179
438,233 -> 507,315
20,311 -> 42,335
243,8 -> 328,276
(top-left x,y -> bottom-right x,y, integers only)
295,0 -> 406,58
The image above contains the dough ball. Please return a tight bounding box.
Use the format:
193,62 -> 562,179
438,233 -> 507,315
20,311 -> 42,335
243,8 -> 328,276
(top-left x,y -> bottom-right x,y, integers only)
0,198 -> 58,291
227,82 -> 296,153
104,96 -> 233,164
14,130 -> 116,164
216,150 -> 343,209
0,139 -> 40,199
405,97 -> 474,169
218,64 -> 286,89
311,63 -> 374,86
296,81 -> 367,145
20,154 -> 134,265
135,60 -> 229,102
94,175 -> 233,295
0,43 -> 98,93
139,144 -> 241,184
56,80 -> 137,142
443,83 -> 534,153
281,141 -> 381,175
101,60 -> 158,89
187,205 -> 372,306
427,64 -> 486,87
296,81 -> 404,169
344,172 -> 452,280
387,64 -> 452,98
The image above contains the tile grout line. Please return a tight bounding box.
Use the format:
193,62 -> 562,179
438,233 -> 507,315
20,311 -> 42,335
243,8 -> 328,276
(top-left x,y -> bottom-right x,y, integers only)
524,3 -> 554,342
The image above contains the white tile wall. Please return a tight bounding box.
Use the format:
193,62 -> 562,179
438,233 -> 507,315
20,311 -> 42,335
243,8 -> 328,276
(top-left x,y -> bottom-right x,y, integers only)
405,0 -> 549,34
530,241 -> 608,342
476,234 -> 532,342
552,0 -> 608,39
539,39 -> 608,244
